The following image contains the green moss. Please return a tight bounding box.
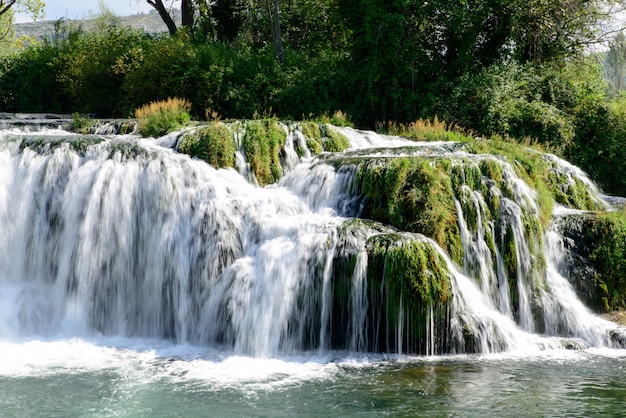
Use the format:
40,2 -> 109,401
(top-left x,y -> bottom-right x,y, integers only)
546,169 -> 600,211
300,121 -> 322,141
178,123 -> 237,169
365,233 -> 452,353
355,157 -> 463,265
321,124 -> 351,152
118,121 -> 136,135
306,138 -> 323,154
479,159 -> 504,185
582,212 -> 626,311
242,120 -> 287,186
463,138 -> 554,228
69,113 -> 96,134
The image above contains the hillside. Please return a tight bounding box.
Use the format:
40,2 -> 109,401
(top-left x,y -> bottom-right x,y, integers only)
14,9 -> 178,39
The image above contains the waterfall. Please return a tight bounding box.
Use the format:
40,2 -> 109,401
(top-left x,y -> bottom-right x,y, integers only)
0,118 -> 624,357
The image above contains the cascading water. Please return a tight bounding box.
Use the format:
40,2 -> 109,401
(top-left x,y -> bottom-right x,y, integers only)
0,116 -> 624,359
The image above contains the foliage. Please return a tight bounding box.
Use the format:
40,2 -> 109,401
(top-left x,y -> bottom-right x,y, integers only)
53,22 -> 151,116
134,97 -> 192,138
605,31 -> 626,97
122,33 -> 235,118
2,1 -> 626,197
0,0 -> 44,41
444,63 -> 578,153
0,42 -> 65,112
177,122 -> 236,168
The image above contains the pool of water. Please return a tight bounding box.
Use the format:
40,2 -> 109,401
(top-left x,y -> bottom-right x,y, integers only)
1,338 -> 625,417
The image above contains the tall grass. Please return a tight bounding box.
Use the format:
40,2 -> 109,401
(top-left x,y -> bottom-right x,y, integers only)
134,97 -> 192,138
378,116 -> 472,142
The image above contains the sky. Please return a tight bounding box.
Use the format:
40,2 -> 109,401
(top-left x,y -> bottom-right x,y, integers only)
16,0 -> 155,23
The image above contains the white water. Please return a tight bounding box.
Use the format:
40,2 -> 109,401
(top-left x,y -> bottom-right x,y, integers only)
0,122 -> 623,365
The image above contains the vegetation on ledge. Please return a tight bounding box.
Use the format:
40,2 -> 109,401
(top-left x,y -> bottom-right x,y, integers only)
581,212 -> 626,312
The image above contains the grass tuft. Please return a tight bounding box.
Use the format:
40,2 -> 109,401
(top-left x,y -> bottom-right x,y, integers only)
134,97 -> 192,138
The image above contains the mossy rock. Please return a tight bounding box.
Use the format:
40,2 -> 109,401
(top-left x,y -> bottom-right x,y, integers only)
581,212 -> 626,311
300,121 -> 322,141
18,136 -> 104,155
546,169 -> 602,211
355,157 -> 463,265
366,234 -> 452,305
365,233 -> 452,353
242,120 -> 287,186
321,124 -> 351,152
178,123 -> 237,169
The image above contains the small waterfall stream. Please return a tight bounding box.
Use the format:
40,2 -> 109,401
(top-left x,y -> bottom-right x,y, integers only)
0,119 -> 623,357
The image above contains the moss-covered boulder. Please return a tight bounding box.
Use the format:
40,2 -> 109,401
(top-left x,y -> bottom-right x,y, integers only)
353,157 -> 463,264
177,122 -> 237,169
242,120 -> 287,186
321,124 -> 351,152
558,211 -> 626,312
365,233 -> 452,354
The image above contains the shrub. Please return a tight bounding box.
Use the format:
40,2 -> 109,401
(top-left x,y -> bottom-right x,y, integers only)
134,97 -> 192,138
0,43 -> 66,113
445,63 -> 577,153
53,24 -> 150,116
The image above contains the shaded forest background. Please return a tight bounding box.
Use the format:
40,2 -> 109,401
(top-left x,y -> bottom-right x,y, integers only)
3,1 -> 626,196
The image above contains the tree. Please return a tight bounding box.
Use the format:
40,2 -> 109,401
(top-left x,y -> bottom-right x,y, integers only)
146,0 -> 177,35
605,31 -> 626,97
264,0 -> 284,63
146,0 -> 208,35
0,0 -> 44,40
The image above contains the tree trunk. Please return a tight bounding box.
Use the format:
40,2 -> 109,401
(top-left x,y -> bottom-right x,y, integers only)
147,0 -> 178,36
265,0 -> 284,64
182,0 -> 194,28
273,0 -> 284,64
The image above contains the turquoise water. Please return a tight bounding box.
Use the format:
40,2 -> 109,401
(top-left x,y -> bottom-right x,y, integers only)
1,339 -> 625,417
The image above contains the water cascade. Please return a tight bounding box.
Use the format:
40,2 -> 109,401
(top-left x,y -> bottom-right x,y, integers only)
0,116 -> 624,358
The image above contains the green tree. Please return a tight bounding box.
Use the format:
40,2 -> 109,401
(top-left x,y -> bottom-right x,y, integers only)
605,31 -> 626,97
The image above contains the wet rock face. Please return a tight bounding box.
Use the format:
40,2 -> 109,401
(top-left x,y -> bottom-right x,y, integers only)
553,213 -> 605,312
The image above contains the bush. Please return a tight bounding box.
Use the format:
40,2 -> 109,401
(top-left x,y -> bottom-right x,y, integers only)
53,24 -> 151,116
444,63 -> 577,153
0,43 -> 66,113
123,34 -> 235,118
134,97 -> 192,138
